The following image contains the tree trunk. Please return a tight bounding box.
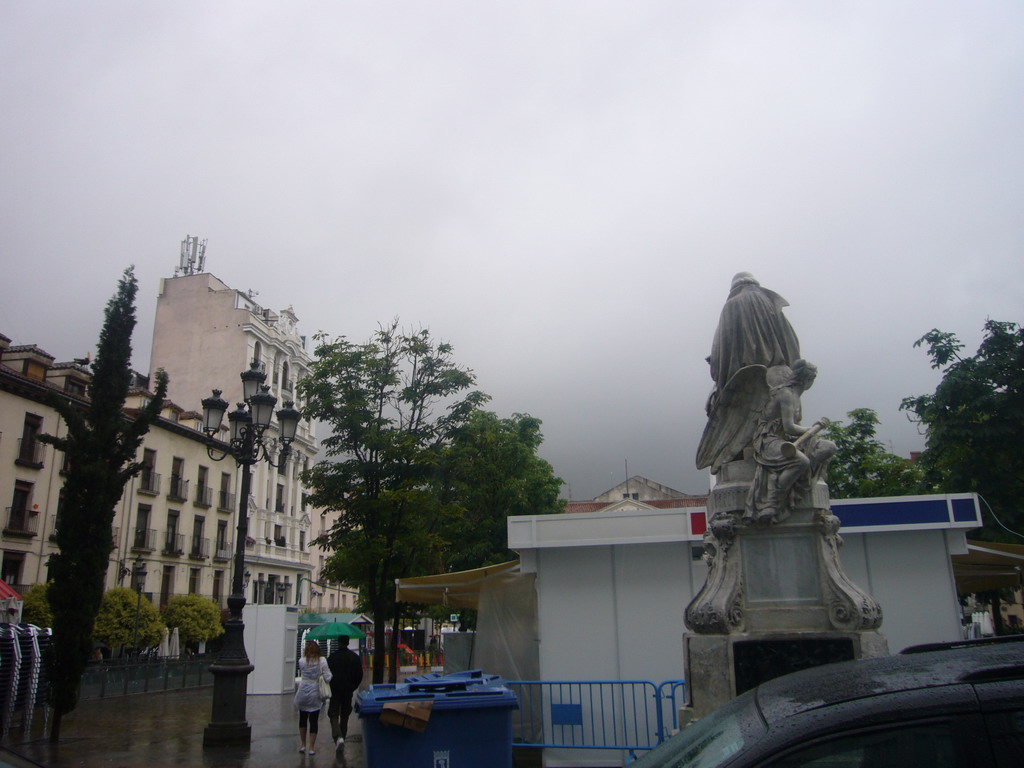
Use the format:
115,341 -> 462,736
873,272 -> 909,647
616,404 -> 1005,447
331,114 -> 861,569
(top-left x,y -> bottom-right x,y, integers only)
371,600 -> 387,684
388,603 -> 402,684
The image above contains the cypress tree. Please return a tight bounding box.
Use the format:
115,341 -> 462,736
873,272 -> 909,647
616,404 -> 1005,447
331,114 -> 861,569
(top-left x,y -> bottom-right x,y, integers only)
40,266 -> 168,741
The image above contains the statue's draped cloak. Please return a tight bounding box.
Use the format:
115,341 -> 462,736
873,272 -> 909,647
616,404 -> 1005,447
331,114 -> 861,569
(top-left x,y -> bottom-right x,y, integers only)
708,283 -> 801,393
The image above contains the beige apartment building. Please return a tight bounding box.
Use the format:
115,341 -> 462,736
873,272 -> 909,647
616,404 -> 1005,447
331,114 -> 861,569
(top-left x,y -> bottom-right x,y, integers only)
0,336 -> 240,606
148,269 -> 320,607
0,262 -> 358,614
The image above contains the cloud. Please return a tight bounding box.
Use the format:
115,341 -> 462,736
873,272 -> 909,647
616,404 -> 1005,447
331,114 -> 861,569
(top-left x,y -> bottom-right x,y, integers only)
2,1 -> 1022,498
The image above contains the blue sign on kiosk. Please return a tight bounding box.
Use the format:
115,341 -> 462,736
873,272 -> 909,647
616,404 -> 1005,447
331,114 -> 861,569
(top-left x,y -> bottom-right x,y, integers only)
357,669 -> 519,768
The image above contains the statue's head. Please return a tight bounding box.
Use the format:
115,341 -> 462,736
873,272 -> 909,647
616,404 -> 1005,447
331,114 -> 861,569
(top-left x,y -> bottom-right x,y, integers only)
791,359 -> 818,389
730,272 -> 759,290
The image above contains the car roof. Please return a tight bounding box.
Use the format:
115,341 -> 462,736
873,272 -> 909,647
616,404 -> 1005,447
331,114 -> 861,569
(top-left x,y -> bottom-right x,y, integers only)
754,635 -> 1024,724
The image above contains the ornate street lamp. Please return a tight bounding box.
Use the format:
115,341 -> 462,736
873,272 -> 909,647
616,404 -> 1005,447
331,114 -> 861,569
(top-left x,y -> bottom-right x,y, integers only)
200,360 -> 301,748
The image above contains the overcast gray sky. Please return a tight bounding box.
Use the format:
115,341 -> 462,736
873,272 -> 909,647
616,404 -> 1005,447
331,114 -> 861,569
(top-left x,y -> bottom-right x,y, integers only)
2,2 -> 1022,500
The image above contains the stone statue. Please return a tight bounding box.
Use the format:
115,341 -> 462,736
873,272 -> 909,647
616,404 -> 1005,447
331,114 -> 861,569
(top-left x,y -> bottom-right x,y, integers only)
684,275 -> 885,714
745,360 -> 835,524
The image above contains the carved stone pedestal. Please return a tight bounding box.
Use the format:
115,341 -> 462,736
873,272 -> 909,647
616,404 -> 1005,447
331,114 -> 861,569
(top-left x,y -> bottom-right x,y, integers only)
683,459 -> 887,718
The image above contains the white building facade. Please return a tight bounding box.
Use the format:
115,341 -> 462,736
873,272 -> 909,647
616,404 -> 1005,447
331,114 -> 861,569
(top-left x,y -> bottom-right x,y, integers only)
148,271 -> 320,606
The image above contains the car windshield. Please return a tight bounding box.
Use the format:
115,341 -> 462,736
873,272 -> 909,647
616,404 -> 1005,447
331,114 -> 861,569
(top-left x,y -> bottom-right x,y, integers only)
632,690 -> 767,768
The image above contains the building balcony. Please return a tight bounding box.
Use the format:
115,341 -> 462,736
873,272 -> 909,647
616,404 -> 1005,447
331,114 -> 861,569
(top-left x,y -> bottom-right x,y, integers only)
213,543 -> 233,562
132,528 -> 157,551
167,476 -> 189,503
138,471 -> 161,496
162,532 -> 184,556
188,537 -> 209,560
15,439 -> 44,469
217,491 -> 235,512
3,507 -> 39,538
194,485 -> 212,508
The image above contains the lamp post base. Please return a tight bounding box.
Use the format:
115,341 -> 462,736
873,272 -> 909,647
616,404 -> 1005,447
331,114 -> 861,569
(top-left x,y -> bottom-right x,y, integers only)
203,606 -> 254,750
202,721 -> 252,748
202,659 -> 255,748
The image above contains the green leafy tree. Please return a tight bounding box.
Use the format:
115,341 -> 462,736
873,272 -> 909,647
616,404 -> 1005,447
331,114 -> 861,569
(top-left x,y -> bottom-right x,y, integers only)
824,408 -> 925,499
438,410 -> 563,572
900,320 -> 1024,541
92,587 -> 165,649
300,321 -> 488,682
38,267 -> 168,741
22,582 -> 53,628
162,594 -> 224,651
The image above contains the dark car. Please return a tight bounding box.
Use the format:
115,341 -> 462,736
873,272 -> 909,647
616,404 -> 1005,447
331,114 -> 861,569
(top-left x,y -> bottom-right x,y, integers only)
632,636 -> 1024,768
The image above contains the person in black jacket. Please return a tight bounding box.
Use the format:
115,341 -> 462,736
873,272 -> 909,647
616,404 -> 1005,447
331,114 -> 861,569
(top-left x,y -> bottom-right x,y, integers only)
327,637 -> 364,749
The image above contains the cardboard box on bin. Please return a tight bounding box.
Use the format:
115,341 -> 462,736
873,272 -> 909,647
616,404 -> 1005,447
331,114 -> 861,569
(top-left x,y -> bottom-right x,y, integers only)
380,700 -> 433,732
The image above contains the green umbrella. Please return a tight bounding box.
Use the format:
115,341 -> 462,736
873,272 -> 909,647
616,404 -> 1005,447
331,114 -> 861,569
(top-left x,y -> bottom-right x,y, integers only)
306,622 -> 366,640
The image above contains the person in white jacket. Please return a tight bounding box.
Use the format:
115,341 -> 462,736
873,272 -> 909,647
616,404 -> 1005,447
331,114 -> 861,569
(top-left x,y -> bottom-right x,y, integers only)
294,640 -> 332,754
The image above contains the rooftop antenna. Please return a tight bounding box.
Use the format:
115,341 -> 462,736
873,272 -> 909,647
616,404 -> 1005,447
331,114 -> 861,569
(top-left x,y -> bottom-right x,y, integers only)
176,235 -> 207,276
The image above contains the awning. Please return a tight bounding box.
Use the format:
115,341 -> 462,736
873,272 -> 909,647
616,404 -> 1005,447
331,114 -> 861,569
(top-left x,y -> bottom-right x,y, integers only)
395,561 -> 520,609
952,541 -> 1024,594
0,580 -> 22,601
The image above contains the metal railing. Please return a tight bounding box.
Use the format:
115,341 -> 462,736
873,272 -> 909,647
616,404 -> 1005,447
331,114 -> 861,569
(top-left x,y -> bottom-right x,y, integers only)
79,657 -> 214,700
162,532 -> 184,555
188,536 -> 210,559
4,507 -> 39,536
217,490 -> 235,512
15,439 -> 44,467
508,679 -> 687,761
138,471 -> 161,495
167,476 -> 189,502
132,527 -> 158,550
194,485 -> 213,507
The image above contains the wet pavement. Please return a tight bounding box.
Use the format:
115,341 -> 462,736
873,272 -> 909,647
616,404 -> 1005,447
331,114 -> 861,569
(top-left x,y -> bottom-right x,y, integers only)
0,688 -> 366,768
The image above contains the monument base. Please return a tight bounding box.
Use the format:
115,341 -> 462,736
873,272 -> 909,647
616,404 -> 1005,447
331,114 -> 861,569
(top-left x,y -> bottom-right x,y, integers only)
683,630 -> 888,719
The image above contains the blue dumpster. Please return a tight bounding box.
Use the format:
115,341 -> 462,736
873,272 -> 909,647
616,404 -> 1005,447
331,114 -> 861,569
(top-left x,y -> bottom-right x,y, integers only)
357,669 -> 519,768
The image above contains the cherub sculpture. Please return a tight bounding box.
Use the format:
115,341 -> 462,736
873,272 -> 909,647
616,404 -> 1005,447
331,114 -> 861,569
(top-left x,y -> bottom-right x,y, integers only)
744,360 -> 835,523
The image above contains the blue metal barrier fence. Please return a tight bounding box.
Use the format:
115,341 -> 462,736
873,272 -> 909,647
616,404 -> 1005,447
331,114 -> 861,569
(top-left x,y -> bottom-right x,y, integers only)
508,679 -> 687,762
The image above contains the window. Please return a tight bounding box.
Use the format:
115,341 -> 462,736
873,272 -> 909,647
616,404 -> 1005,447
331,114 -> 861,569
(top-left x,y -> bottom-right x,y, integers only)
16,414 -> 43,467
300,531 -> 305,550
252,342 -> 262,368
7,481 -> 33,533
281,361 -> 290,391
188,568 -> 200,595
134,504 -> 152,549
196,466 -> 211,506
212,570 -> 224,604
169,457 -> 186,500
216,520 -> 228,556
140,449 -> 159,494
275,484 -> 285,513
218,472 -> 233,510
191,516 -> 205,557
165,510 -> 181,554
160,565 -> 174,609
0,552 -> 24,586
274,524 -> 284,547
51,492 -> 65,540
